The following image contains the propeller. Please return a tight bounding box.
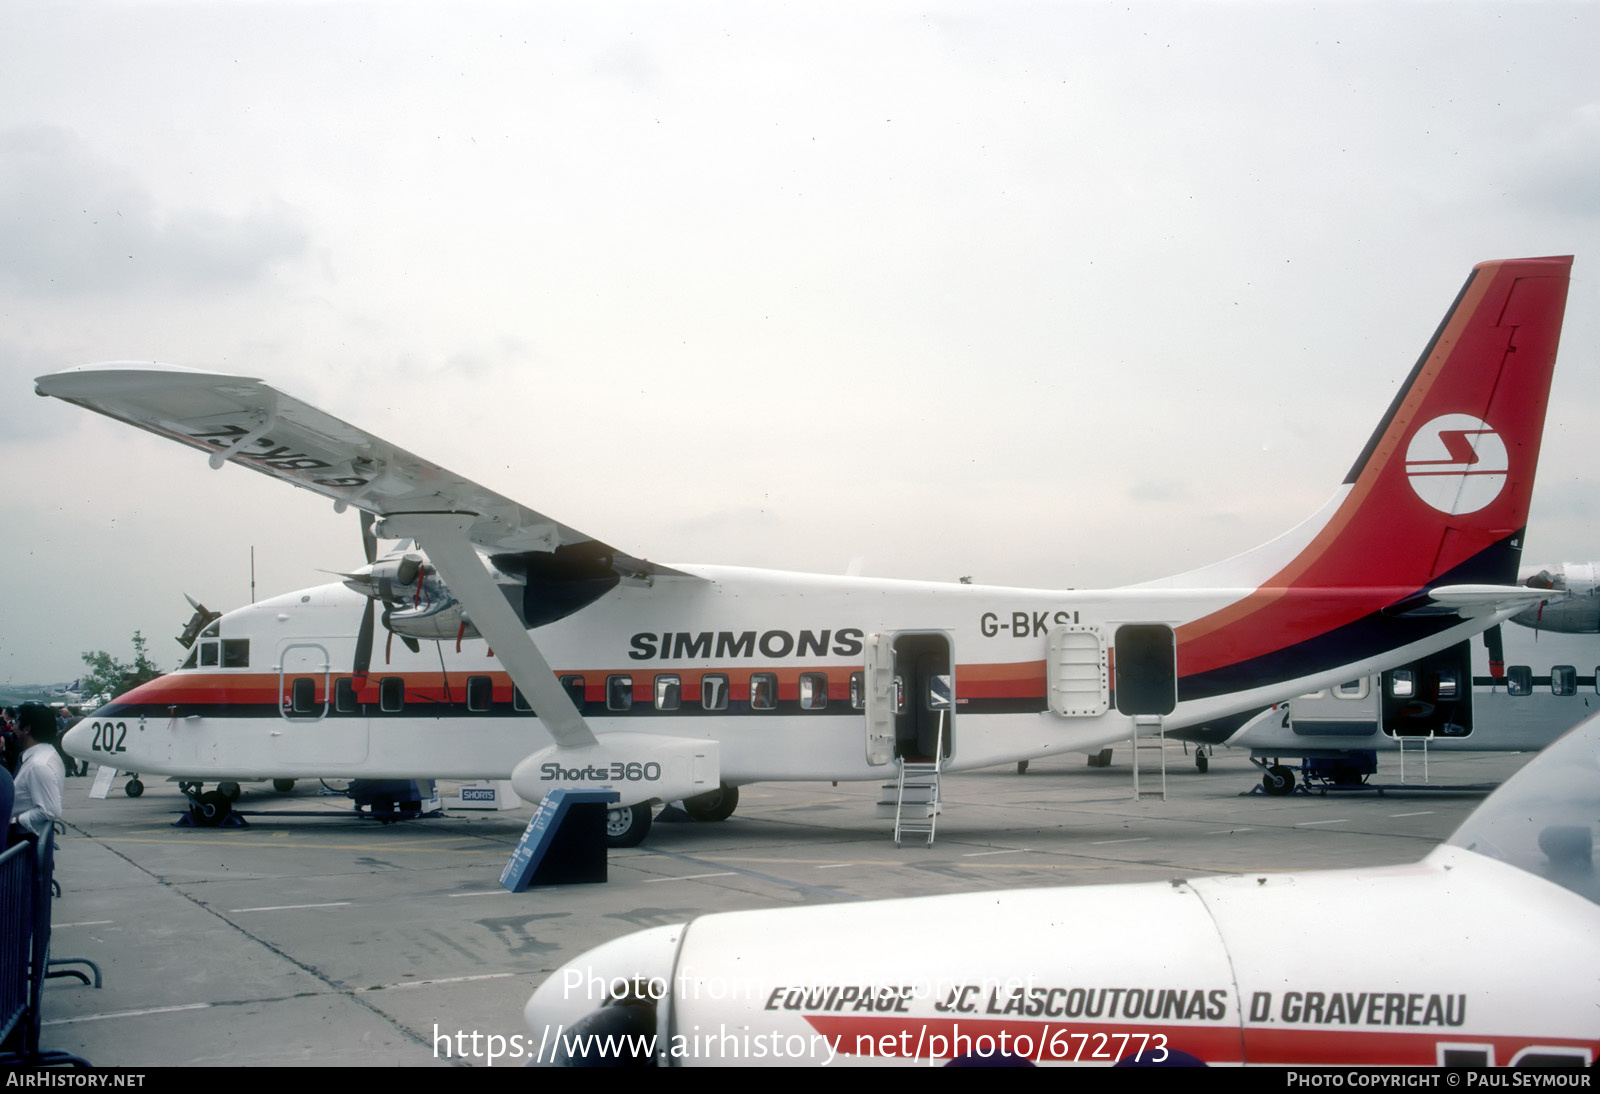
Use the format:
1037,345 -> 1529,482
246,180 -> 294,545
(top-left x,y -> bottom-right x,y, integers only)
353,510 -> 379,675
1483,624 -> 1505,680
177,594 -> 222,649
351,510 -> 426,671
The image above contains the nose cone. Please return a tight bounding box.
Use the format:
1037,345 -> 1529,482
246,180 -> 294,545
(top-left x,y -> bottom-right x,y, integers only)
62,718 -> 96,761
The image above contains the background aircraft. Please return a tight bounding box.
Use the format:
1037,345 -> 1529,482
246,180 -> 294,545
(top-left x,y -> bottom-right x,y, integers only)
1178,561 -> 1600,794
522,714 -> 1600,1066
41,256 -> 1571,846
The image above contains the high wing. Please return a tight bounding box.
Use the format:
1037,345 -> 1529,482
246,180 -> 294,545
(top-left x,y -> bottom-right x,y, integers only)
35,362 -> 689,578
35,361 -> 704,753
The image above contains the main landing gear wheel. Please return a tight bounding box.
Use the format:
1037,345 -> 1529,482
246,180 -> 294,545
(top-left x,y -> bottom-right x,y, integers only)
605,804 -> 652,848
191,790 -> 233,827
682,784 -> 739,823
218,781 -> 242,801
125,779 -> 144,798
1262,764 -> 1295,796
273,779 -> 296,793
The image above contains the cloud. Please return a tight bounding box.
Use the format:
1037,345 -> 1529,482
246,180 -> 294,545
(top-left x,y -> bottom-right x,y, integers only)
0,126 -> 310,295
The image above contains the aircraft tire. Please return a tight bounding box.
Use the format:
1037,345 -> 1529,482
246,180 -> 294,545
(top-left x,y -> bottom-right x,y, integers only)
1262,765 -> 1295,796
218,781 -> 242,801
273,779 -> 296,793
605,804 -> 652,848
1195,751 -> 1209,774
193,790 -> 232,827
683,784 -> 739,823
125,779 -> 144,799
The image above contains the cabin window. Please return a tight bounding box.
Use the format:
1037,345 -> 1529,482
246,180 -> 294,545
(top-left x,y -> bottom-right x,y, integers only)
513,687 -> 533,712
200,641 -> 219,668
655,675 -> 681,711
1551,665 -> 1577,697
1594,667 -> 1600,696
290,677 -> 317,714
849,672 -> 865,710
1506,666 -> 1532,696
1435,670 -> 1459,701
1333,679 -> 1368,700
1388,669 -> 1415,699
221,639 -> 250,668
334,677 -> 358,713
701,674 -> 729,711
607,675 -> 634,711
750,673 -> 778,711
799,672 -> 828,710
561,675 -> 586,709
467,675 -> 493,712
380,677 -> 404,712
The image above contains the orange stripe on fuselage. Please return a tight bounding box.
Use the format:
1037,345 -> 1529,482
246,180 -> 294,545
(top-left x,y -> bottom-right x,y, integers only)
113,661 -> 1051,708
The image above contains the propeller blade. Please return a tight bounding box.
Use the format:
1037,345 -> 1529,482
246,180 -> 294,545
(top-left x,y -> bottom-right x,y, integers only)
360,509 -> 378,565
353,598 -> 375,676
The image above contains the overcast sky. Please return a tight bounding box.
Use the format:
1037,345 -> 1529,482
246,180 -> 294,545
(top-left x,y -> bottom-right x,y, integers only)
3,1 -> 1597,684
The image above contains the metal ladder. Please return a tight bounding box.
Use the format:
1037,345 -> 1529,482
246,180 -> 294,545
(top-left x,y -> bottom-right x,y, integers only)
1396,733 -> 1431,783
1131,714 -> 1167,801
893,717 -> 945,846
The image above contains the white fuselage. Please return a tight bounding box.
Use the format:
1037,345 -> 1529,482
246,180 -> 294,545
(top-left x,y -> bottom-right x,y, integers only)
65,563 -> 1518,804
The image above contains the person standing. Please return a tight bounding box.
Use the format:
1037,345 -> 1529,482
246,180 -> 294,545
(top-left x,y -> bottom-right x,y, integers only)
12,702 -> 64,840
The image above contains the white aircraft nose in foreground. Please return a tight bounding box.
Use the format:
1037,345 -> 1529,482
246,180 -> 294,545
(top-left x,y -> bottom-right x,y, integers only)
524,714 -> 1600,1067
44,256 -> 1571,846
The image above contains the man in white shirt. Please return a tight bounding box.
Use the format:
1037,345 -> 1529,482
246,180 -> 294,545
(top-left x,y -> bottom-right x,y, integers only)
12,703 -> 64,840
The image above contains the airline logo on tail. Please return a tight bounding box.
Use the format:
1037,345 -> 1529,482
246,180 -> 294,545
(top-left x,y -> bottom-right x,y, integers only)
1404,413 -> 1507,515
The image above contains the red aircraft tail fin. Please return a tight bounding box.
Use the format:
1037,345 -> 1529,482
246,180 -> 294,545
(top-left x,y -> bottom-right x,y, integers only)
1179,256 -> 1571,681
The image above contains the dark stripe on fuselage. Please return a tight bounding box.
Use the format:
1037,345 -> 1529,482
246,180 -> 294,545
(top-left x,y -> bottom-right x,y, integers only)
92,695 -> 1049,721
1179,534 -> 1522,702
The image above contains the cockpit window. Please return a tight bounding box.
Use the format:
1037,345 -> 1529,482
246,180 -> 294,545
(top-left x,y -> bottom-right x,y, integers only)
1446,718 -> 1600,907
221,639 -> 249,668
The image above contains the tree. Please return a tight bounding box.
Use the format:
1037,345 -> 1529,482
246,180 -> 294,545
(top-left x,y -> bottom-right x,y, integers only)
80,631 -> 163,702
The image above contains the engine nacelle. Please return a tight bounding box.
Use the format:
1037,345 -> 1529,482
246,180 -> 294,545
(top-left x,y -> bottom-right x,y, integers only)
1513,562 -> 1600,634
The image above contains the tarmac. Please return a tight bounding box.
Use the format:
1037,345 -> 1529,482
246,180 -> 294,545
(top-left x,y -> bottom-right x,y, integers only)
39,744 -> 1535,1067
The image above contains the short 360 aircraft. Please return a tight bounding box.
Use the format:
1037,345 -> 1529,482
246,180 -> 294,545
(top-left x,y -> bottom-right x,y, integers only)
41,256 -> 1571,846
522,711 -> 1600,1066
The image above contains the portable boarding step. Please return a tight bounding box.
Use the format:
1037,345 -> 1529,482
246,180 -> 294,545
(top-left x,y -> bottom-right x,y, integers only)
892,760 -> 942,846
1396,733 -> 1432,784
1131,714 -> 1168,801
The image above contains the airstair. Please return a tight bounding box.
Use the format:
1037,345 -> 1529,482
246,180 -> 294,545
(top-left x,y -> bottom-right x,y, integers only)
1396,733 -> 1431,784
891,719 -> 945,846
1131,714 -> 1167,801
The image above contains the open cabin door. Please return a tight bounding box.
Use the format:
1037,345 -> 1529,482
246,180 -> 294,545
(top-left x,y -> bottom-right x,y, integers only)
864,631 -> 954,766
1113,624 -> 1177,717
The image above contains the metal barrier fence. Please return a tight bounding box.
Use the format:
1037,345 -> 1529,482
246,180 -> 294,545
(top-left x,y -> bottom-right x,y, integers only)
0,833 -> 94,1068
0,840 -> 33,1047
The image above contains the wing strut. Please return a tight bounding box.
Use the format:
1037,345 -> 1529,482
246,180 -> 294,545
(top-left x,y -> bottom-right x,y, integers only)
380,512 -> 597,751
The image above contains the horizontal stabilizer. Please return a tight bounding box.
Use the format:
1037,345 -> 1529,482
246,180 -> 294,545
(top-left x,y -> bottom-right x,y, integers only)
1385,584 -> 1553,619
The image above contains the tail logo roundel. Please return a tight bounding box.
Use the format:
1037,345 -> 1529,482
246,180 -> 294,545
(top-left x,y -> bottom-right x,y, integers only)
1404,413 -> 1507,515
